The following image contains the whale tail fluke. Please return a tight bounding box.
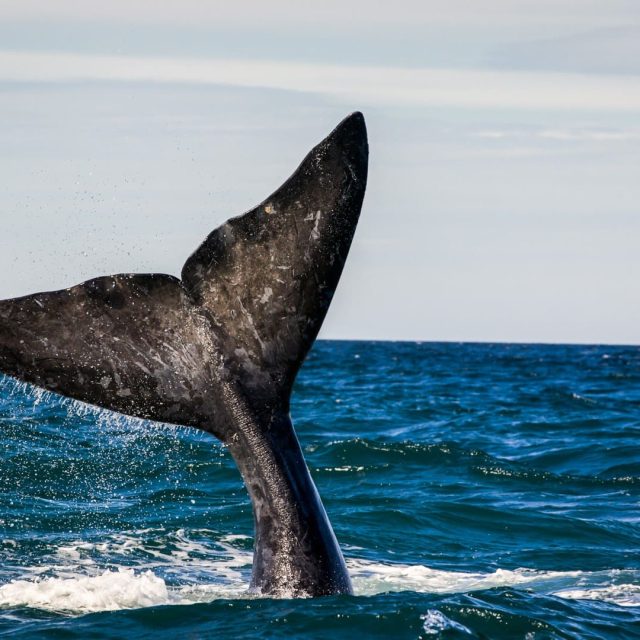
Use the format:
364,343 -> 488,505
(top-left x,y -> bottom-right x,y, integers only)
0,113 -> 368,435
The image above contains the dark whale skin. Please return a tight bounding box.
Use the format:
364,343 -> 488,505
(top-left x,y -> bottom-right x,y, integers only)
0,112 -> 368,597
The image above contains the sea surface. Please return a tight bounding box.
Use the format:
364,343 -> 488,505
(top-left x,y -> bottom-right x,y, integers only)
0,341 -> 639,639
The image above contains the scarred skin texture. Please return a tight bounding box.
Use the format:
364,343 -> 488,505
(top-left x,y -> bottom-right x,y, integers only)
0,113 -> 368,597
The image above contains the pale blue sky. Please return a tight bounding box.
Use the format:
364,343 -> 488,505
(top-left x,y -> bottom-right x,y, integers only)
1,1 -> 639,343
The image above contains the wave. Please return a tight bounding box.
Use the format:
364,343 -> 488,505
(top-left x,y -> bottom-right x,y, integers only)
311,438 -> 640,488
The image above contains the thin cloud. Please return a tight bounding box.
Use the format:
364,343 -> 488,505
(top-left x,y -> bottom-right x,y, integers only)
493,26 -> 640,76
3,0 -> 636,29
473,128 -> 640,142
3,50 -> 640,112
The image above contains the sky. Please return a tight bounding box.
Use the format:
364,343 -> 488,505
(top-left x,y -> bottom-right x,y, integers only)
1,1 -> 639,344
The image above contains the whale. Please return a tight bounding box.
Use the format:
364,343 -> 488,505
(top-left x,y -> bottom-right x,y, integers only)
0,112 -> 368,597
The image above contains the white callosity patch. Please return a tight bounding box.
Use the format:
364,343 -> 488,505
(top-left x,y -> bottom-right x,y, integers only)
259,287 -> 273,304
310,211 -> 322,242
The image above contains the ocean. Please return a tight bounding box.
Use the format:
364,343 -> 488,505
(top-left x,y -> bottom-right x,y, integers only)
0,340 -> 639,639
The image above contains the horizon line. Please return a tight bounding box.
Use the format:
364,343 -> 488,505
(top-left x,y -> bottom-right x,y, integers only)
316,337 -> 640,348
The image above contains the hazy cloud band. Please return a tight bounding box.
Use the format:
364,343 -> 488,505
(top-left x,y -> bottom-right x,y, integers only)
3,50 -> 640,111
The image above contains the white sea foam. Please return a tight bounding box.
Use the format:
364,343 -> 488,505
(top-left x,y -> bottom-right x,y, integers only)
1,533 -> 639,614
348,559 -> 586,595
554,583 -> 640,607
0,569 -> 169,613
0,567 -> 246,614
421,610 -> 473,636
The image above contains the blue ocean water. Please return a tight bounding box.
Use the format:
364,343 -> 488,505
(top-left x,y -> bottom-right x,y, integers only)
0,340 -> 639,639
